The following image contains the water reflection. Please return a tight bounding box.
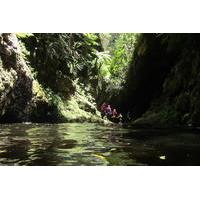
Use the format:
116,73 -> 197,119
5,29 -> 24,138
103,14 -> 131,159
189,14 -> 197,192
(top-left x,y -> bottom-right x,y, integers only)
0,123 -> 200,165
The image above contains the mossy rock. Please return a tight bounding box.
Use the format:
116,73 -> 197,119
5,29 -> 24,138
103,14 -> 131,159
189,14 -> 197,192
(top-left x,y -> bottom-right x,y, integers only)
132,107 -> 180,128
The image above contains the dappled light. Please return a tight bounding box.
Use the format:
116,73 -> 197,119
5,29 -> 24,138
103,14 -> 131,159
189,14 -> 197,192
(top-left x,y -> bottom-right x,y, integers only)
1,33 -> 200,165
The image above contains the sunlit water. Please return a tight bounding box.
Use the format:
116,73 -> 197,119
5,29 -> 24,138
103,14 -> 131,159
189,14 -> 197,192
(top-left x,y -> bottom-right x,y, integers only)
0,123 -> 200,165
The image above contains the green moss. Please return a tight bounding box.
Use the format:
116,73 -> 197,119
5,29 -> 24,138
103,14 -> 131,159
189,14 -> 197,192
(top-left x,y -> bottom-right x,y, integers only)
31,82 -> 104,123
133,105 -> 180,128
175,93 -> 190,113
18,40 -> 30,59
32,80 -> 48,101
56,93 -> 103,123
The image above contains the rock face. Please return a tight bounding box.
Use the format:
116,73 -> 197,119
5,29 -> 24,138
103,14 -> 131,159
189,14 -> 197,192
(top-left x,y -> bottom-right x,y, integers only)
0,33 -> 103,123
124,34 -> 200,127
0,33 -> 33,122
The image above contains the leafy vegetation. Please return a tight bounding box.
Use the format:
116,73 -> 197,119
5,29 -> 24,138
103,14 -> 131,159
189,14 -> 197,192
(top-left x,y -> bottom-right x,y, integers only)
16,33 -> 139,112
2,32 -> 200,127
102,33 -> 138,81
95,33 -> 139,104
15,33 -> 115,123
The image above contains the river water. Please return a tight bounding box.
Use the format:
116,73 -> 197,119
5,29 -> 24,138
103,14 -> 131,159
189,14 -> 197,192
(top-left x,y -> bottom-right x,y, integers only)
0,123 -> 200,166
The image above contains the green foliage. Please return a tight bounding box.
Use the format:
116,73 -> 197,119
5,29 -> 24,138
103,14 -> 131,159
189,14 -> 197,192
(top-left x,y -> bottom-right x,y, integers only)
95,33 -> 139,103
100,33 -> 138,75
34,33 -> 98,77
19,33 -> 101,95
109,33 -> 138,78
83,33 -> 99,46
16,33 -> 33,39
95,51 -> 111,78
18,33 -> 139,106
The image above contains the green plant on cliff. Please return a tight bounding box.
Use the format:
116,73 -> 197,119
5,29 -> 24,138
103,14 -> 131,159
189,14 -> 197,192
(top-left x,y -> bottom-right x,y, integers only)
17,33 -> 101,93
123,33 -> 200,126
95,33 -> 139,103
109,33 -> 138,80
15,33 -> 106,122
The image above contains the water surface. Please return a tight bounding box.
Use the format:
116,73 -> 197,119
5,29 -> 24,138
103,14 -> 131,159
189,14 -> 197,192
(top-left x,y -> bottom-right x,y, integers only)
0,123 -> 200,165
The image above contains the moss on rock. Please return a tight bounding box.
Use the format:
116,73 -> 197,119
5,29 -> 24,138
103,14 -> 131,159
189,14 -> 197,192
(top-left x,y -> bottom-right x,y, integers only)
0,33 -> 105,123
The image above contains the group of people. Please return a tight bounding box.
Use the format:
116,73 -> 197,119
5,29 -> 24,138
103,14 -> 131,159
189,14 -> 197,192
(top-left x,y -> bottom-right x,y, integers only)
100,102 -> 123,123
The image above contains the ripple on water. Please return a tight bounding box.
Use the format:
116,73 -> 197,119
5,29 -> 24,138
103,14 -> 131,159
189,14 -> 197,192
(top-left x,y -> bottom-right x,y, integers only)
0,123 -> 200,165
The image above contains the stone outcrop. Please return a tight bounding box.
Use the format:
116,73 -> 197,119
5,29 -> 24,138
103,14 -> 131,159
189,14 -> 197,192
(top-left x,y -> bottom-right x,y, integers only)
0,33 -> 33,122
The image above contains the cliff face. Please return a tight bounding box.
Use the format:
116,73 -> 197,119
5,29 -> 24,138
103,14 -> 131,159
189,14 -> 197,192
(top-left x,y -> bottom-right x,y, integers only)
0,33 -> 34,122
3,33 -> 199,126
0,33 -> 103,123
124,34 -> 200,127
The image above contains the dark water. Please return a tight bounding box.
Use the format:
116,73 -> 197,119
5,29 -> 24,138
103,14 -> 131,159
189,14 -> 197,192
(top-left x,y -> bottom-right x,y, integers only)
0,123 -> 200,166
